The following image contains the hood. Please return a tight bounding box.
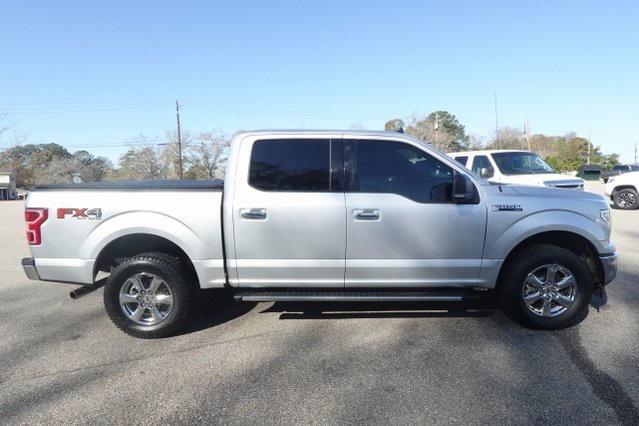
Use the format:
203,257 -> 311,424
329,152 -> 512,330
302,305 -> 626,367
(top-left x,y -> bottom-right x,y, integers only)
491,173 -> 584,189
609,170 -> 639,184
507,184 -> 605,203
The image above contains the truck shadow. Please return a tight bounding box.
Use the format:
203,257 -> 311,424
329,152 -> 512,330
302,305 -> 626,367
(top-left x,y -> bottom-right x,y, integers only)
260,298 -> 498,320
177,289 -> 257,335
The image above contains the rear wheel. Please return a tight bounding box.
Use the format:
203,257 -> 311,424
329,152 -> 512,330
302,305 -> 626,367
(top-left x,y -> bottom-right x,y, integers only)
612,188 -> 639,210
104,254 -> 193,338
499,245 -> 592,329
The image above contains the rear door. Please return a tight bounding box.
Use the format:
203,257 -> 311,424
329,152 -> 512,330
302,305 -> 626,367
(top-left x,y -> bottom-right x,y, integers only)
343,138 -> 487,287
231,136 -> 346,287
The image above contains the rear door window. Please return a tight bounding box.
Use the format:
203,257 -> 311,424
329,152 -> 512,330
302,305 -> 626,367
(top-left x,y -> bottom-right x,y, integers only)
249,139 -> 331,191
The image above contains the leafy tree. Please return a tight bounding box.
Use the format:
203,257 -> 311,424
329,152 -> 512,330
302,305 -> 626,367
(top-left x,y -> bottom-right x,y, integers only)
528,134 -> 619,172
0,143 -> 72,186
405,111 -> 469,151
384,119 -> 405,133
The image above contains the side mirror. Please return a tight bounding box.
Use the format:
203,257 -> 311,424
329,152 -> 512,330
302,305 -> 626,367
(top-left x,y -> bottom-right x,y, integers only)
453,171 -> 476,203
479,167 -> 491,178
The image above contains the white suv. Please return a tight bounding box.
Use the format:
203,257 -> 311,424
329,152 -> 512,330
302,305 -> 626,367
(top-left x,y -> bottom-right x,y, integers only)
449,150 -> 585,190
605,171 -> 639,209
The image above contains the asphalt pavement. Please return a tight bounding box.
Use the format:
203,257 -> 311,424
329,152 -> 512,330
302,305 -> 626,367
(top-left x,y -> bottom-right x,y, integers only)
1,183 -> 637,424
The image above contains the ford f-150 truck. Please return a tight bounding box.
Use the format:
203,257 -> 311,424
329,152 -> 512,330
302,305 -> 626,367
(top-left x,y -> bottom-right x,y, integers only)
22,130 -> 617,338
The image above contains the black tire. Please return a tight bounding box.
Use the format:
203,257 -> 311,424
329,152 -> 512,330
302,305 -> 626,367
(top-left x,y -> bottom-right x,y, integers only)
612,188 -> 639,210
104,254 -> 193,338
135,251 -> 184,272
499,244 -> 592,330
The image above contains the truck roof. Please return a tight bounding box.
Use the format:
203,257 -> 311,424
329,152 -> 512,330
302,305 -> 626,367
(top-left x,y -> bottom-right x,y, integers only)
448,149 -> 529,156
234,129 -> 419,139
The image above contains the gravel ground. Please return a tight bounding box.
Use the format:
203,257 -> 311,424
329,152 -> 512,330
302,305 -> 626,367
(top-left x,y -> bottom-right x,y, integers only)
1,183 -> 637,424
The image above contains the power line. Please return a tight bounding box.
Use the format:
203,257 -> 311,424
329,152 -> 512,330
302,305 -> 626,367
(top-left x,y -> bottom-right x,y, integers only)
4,103 -> 169,115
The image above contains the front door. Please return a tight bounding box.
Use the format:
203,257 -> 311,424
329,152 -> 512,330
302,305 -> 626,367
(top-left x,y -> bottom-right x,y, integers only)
232,136 -> 346,287
344,138 -> 487,287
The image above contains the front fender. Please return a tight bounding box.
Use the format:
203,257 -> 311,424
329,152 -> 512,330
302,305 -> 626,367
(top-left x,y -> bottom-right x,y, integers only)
485,209 -> 609,260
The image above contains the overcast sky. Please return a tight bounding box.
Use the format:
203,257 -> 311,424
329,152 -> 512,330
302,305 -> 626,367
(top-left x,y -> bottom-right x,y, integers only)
1,0 -> 638,163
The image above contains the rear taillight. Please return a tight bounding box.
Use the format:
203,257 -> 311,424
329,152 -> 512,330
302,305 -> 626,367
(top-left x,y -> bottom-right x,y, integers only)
25,208 -> 48,245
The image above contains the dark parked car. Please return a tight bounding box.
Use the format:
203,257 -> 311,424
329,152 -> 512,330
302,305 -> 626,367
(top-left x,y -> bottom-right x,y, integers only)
601,164 -> 639,183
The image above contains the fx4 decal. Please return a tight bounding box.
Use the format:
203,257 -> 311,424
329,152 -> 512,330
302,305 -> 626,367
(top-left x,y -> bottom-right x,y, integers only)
57,208 -> 102,220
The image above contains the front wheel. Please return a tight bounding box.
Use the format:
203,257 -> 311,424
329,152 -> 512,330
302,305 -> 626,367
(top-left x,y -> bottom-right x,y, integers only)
499,244 -> 592,330
612,188 -> 639,210
104,254 -> 193,338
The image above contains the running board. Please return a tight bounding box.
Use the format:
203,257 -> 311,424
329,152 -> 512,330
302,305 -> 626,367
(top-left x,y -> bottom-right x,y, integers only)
234,289 -> 484,303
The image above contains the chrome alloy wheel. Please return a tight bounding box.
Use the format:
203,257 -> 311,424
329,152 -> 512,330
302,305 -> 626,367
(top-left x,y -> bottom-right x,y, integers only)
615,191 -> 636,208
522,264 -> 577,318
119,272 -> 174,325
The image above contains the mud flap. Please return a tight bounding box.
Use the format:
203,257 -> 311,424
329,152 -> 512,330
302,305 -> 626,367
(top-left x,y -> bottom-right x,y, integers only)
590,285 -> 608,311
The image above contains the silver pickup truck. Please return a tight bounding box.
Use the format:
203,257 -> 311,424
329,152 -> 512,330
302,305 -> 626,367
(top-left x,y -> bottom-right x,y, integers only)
22,130 -> 617,338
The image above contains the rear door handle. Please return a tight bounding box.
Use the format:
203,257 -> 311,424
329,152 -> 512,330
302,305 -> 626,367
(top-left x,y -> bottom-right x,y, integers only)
353,209 -> 380,221
240,208 -> 267,220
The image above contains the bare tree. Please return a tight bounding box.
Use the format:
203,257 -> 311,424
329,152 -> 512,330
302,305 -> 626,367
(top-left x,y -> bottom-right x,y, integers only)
487,127 -> 526,150
0,113 -> 18,147
34,156 -> 75,184
162,130 -> 193,179
186,132 -> 230,179
112,147 -> 166,181
0,113 -> 15,138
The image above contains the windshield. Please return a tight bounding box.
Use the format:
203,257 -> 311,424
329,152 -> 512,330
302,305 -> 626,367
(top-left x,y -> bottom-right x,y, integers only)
491,152 -> 554,175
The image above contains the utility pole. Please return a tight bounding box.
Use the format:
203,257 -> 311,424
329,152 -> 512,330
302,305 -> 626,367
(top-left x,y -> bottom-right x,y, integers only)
434,112 -> 439,149
635,143 -> 637,164
175,100 -> 183,179
586,129 -> 592,164
524,118 -> 531,151
494,93 -> 499,148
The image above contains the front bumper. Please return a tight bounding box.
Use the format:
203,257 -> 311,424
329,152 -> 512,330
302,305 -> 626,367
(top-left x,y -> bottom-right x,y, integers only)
22,257 -> 41,281
600,253 -> 618,285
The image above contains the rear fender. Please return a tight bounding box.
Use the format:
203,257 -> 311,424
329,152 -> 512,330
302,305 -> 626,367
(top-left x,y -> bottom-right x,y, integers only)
81,211 -> 206,262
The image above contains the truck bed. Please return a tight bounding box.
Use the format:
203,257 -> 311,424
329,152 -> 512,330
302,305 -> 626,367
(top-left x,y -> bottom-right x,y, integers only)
25,180 -> 226,288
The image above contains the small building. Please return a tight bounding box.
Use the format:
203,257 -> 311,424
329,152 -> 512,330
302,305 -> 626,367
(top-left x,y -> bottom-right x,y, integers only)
0,170 -> 17,200
577,164 -> 602,181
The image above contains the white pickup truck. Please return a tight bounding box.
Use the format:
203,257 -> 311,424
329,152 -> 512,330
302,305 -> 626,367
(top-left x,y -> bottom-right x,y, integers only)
449,149 -> 585,190
605,171 -> 639,209
22,130 -> 617,338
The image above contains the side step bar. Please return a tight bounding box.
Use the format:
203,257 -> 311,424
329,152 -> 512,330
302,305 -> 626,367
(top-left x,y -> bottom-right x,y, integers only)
234,289 -> 485,303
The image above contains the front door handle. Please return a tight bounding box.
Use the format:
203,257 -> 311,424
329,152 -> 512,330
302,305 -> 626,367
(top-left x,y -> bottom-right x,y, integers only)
240,208 -> 267,220
353,208 -> 380,221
